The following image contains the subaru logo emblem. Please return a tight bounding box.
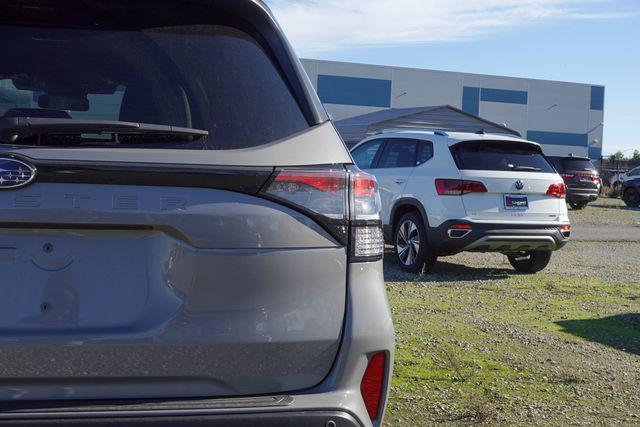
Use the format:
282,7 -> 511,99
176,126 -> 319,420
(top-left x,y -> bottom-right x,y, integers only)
515,180 -> 525,191
0,156 -> 37,190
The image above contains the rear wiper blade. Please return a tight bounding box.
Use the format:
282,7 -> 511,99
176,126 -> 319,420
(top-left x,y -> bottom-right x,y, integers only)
0,117 -> 208,144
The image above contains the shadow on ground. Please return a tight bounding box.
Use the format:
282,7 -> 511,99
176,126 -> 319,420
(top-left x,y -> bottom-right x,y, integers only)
383,251 -> 512,283
555,314 -> 640,356
589,202 -> 640,212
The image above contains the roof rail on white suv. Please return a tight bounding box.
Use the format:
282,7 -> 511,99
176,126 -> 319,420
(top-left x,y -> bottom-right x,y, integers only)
351,130 -> 571,274
373,128 -> 449,137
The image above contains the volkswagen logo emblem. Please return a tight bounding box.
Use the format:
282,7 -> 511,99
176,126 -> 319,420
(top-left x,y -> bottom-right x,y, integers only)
515,180 -> 525,191
0,156 -> 37,190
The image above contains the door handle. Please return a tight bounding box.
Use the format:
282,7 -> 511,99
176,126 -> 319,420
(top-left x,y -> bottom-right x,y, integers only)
395,179 -> 407,184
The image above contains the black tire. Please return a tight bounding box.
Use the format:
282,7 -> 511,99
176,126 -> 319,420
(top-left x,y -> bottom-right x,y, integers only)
394,211 -> 437,274
507,251 -> 552,274
569,201 -> 588,210
623,187 -> 640,208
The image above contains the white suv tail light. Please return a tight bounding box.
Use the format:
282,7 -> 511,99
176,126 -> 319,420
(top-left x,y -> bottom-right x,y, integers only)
546,182 -> 567,199
262,166 -> 383,262
435,179 -> 487,196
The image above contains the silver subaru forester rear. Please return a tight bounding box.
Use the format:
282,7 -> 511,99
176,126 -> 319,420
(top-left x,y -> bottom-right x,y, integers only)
0,1 -> 394,426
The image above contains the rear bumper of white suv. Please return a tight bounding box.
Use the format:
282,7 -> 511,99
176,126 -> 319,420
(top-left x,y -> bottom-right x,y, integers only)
429,221 -> 571,256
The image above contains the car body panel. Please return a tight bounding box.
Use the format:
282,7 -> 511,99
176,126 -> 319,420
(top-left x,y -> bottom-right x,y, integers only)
458,170 -> 565,222
0,183 -> 347,400
364,166 -> 413,226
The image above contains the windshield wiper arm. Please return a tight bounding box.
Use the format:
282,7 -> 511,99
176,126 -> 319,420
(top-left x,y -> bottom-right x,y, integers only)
0,117 -> 208,144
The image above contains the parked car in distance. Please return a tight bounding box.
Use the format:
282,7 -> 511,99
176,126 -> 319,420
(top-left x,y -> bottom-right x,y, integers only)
612,166 -> 640,189
621,176 -> 640,207
0,1 -> 394,426
351,130 -> 571,274
547,155 -> 600,209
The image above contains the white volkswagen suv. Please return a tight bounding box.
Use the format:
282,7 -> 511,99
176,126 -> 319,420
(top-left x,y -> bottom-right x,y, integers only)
351,130 -> 571,274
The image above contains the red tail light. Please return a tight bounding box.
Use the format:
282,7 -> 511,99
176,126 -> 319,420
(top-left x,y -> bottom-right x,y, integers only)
547,182 -> 567,199
436,179 -> 487,196
574,173 -> 600,183
263,167 -> 383,262
353,174 -> 376,197
361,352 -> 387,422
562,173 -> 599,183
273,170 -> 345,193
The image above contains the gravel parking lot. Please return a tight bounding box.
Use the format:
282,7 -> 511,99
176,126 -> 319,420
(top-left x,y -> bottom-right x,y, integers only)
384,198 -> 640,426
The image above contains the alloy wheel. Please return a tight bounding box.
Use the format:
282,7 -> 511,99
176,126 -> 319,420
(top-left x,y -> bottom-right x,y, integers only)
396,219 -> 421,266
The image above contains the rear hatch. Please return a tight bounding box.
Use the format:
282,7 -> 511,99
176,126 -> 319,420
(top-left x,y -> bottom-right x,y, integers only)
0,0 -> 353,401
450,140 -> 566,222
551,157 -> 600,192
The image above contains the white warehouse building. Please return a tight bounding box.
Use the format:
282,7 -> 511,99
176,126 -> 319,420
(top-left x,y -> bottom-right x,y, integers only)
301,59 -> 605,160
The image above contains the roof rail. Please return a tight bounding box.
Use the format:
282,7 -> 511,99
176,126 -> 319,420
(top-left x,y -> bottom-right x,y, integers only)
373,128 -> 449,137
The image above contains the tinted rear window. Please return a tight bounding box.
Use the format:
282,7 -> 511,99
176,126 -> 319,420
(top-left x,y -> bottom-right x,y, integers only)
561,159 -> 596,172
0,24 -> 309,149
451,140 -> 555,173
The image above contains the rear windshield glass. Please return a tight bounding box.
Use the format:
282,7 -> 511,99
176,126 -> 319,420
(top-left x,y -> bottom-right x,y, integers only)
560,159 -> 596,172
451,140 -> 555,173
0,25 -> 309,150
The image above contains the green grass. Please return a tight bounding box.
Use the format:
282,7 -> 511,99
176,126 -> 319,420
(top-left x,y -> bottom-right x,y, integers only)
384,273 -> 640,426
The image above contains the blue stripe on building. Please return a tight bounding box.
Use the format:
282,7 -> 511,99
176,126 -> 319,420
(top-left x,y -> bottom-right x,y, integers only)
481,88 -> 528,105
588,146 -> 603,160
527,131 -> 588,147
462,87 -> 480,116
317,75 -> 391,108
590,86 -> 605,111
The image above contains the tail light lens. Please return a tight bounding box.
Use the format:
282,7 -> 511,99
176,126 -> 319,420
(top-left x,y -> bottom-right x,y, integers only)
361,352 -> 387,422
547,182 -> 567,198
436,179 -> 487,196
268,169 -> 348,219
262,166 -> 383,262
562,173 -> 599,183
576,173 -> 600,183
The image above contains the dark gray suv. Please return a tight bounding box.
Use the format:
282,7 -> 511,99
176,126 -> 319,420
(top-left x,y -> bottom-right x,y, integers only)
0,1 -> 394,426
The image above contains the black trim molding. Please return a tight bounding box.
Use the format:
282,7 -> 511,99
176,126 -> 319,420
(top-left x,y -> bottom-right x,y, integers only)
32,159 -> 274,194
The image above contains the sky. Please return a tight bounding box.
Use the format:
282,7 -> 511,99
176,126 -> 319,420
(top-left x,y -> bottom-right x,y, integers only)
266,0 -> 640,156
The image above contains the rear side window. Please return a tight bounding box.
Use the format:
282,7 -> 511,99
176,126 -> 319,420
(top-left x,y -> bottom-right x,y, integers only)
0,24 -> 309,150
352,140 -> 384,169
417,141 -> 434,165
450,140 -> 555,173
377,139 -> 419,169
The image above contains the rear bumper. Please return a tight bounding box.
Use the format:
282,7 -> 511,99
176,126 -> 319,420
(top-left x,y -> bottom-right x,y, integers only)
567,188 -> 599,203
0,410 -> 361,426
430,221 -> 570,255
0,261 -> 394,427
